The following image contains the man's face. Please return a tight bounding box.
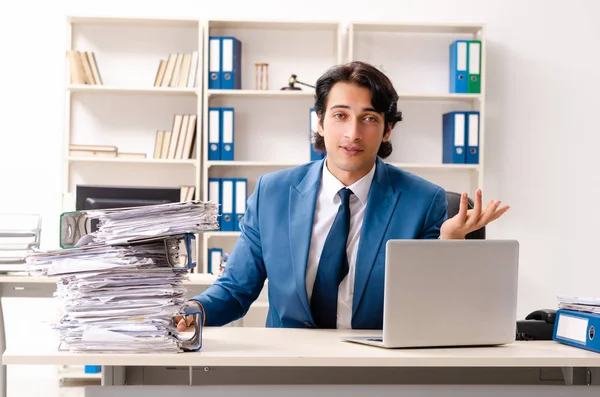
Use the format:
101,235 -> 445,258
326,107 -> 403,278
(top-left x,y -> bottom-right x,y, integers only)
317,81 -> 390,185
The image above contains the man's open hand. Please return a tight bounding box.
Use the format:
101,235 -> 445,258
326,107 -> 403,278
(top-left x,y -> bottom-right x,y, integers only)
440,189 -> 509,239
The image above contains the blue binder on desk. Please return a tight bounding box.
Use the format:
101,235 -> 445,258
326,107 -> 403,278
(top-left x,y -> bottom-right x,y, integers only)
220,36 -> 242,90
442,111 -> 466,164
553,309 -> 600,353
449,40 -> 468,93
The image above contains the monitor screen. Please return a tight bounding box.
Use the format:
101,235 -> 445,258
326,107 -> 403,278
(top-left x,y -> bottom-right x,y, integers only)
76,185 -> 181,211
75,185 -> 181,233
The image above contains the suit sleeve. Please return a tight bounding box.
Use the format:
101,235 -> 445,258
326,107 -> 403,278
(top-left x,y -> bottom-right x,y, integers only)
190,176 -> 267,326
419,187 -> 448,239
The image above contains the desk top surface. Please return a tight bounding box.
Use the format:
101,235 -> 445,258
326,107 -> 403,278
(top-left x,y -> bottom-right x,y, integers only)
4,327 -> 600,368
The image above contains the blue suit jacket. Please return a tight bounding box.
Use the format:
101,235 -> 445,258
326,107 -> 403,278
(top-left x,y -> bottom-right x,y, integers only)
193,157 -> 448,329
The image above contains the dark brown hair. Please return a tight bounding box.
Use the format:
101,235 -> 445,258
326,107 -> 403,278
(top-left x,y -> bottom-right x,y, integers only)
311,61 -> 403,159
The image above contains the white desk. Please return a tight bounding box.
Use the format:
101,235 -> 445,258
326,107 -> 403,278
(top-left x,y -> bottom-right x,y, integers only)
0,273 -> 217,397
3,327 -> 600,397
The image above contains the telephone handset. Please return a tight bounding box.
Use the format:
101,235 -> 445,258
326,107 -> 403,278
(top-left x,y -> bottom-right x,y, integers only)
516,309 -> 557,341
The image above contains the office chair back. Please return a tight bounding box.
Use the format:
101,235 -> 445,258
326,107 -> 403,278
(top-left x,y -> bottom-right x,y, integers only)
445,192 -> 486,239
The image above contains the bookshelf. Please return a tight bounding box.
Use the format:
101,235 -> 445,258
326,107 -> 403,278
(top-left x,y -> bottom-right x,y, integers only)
347,21 -> 486,195
199,19 -> 344,273
61,16 -> 487,278
60,15 -> 204,383
62,15 -> 203,218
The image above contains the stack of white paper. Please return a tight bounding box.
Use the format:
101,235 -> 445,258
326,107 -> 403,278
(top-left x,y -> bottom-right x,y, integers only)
557,296 -> 600,314
87,201 -> 219,245
27,242 -> 187,353
25,201 -> 216,353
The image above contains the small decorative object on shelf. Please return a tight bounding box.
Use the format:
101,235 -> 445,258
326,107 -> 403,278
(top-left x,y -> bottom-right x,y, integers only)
280,74 -> 315,91
254,63 -> 269,90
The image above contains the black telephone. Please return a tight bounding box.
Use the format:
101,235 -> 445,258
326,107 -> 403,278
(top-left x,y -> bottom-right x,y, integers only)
516,309 -> 557,341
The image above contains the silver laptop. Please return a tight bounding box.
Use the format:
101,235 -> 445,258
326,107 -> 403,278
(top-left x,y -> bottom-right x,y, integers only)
343,239 -> 519,348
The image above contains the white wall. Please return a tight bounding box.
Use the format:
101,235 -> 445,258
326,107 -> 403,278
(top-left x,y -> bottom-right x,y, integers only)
1,0 -> 599,348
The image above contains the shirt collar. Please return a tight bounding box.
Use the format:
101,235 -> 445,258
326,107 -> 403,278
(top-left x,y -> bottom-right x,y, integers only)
321,159 -> 376,206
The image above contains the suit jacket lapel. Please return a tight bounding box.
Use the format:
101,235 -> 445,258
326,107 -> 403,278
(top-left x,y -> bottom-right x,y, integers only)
352,158 -> 402,318
289,160 -> 323,320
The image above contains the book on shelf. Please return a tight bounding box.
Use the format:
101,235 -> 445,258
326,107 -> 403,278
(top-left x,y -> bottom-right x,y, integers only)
180,185 -> 196,202
67,50 -> 103,85
153,114 -> 197,160
69,144 -> 116,157
117,152 -> 147,159
154,52 -> 199,88
69,145 -> 146,159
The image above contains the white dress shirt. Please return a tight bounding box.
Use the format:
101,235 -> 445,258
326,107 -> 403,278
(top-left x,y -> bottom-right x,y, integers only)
305,160 -> 376,329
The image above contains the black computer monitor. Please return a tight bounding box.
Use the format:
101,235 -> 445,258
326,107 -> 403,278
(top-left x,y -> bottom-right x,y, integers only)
76,185 -> 181,211
75,185 -> 181,233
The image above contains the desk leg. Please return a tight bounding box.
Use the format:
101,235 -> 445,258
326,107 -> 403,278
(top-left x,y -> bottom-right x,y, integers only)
0,298 -> 6,397
562,367 -> 573,385
101,366 -> 126,386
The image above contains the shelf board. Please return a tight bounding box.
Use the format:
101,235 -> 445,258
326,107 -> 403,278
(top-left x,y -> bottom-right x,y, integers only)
350,21 -> 484,34
204,231 -> 241,238
207,89 -> 314,98
68,85 -> 198,96
186,273 -> 218,285
207,161 -> 478,171
397,93 -> 482,102
207,161 -> 304,168
391,162 -> 479,171
68,16 -> 199,28
208,19 -> 339,31
207,90 -> 478,102
68,157 -> 197,165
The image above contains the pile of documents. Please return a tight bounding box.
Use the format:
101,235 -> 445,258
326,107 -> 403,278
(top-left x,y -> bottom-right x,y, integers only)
26,201 -> 218,353
87,200 -> 219,245
557,296 -> 600,314
552,295 -> 600,353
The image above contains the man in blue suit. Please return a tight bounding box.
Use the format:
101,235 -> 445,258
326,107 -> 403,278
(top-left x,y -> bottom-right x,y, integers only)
178,61 -> 509,330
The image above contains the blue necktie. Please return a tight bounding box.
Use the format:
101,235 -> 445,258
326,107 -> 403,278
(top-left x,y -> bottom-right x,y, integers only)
310,187 -> 353,328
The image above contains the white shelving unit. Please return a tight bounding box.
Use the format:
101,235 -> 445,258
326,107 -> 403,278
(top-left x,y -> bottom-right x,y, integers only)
199,18 -> 344,274
60,14 -> 205,384
61,15 -> 486,278
62,15 -> 203,213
